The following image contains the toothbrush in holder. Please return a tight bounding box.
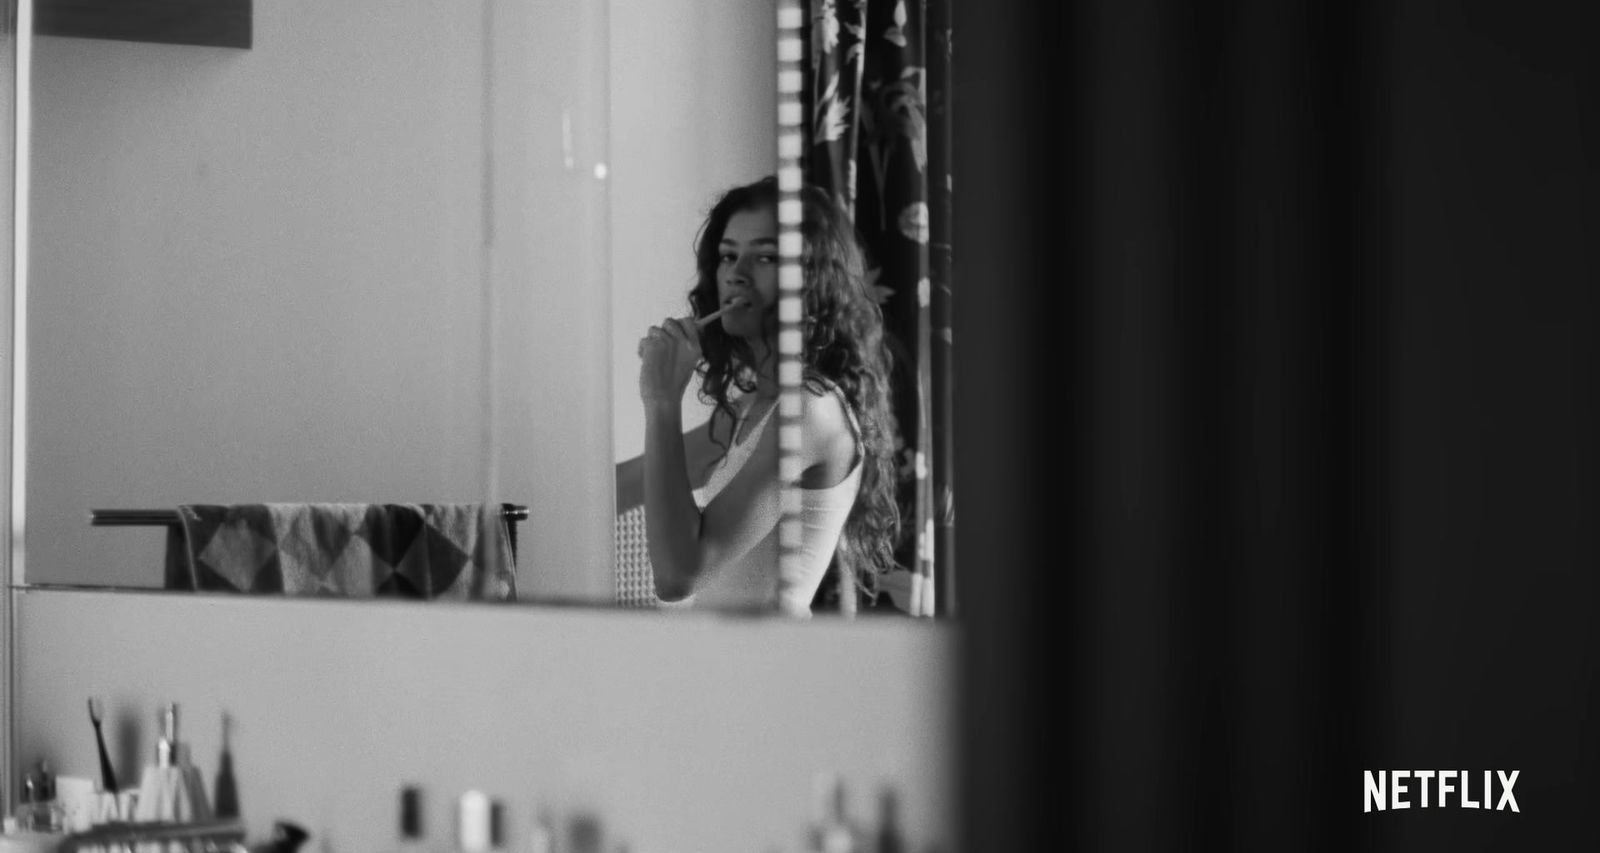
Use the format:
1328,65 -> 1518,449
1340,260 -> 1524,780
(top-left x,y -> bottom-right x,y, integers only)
87,697 -> 119,792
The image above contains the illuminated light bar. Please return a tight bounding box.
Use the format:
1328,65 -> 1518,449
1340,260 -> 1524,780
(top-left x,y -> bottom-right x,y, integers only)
775,0 -> 807,589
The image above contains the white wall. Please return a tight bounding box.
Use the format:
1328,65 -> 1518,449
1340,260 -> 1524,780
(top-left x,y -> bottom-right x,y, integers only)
13,590 -> 958,853
24,1 -> 614,601
24,0 -> 780,595
608,1 -> 777,461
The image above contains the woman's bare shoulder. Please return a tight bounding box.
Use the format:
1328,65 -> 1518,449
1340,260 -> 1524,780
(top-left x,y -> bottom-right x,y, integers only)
801,383 -> 852,435
800,383 -> 858,478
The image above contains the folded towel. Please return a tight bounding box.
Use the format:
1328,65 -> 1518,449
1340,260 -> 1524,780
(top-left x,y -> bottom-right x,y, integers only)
165,503 -> 516,600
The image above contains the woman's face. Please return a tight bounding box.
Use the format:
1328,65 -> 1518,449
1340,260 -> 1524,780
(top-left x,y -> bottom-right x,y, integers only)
716,204 -> 779,342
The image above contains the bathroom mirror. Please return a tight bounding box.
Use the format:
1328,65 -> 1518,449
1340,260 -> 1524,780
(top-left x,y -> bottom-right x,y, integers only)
12,0 -> 954,618
17,0 -> 612,603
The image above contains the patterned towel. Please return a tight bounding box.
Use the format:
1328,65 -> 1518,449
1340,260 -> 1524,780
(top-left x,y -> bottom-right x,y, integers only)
164,503 -> 516,600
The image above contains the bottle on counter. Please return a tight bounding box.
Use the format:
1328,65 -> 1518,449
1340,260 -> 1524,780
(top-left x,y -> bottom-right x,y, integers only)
455,790 -> 505,853
872,786 -> 905,853
566,812 -> 604,853
213,713 -> 240,820
386,785 -> 434,853
807,772 -> 860,853
524,807 -> 557,853
12,761 -> 67,834
132,703 -> 211,825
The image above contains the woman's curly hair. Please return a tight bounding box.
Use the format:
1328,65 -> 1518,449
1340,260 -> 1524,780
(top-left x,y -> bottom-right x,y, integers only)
687,176 -> 902,592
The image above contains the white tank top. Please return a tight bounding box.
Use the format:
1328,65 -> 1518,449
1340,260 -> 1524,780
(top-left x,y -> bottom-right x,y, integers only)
679,385 -> 864,617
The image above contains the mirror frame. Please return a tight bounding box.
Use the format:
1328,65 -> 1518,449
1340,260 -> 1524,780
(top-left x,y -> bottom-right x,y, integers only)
0,0 -> 952,806
2,0 -> 28,812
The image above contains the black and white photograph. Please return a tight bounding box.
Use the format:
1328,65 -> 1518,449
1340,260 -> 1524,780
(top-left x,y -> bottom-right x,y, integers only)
1,0 -> 1597,850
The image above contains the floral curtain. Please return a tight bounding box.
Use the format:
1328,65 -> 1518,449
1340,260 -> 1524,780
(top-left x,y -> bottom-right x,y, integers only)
804,0 -> 953,617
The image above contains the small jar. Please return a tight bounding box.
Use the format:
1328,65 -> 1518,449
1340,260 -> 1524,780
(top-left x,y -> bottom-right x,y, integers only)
13,764 -> 66,834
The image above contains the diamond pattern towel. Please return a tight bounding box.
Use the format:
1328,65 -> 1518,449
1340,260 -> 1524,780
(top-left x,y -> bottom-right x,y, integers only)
164,503 -> 516,600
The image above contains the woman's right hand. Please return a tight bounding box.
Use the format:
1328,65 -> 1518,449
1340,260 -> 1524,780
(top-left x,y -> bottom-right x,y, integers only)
638,316 -> 702,405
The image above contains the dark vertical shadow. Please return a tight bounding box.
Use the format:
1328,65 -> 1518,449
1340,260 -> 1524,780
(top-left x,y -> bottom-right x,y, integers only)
952,0 -> 1074,850
959,0 -> 1387,849
113,707 -> 143,793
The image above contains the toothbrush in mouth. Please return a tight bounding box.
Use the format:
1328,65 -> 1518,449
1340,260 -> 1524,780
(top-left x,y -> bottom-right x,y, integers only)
697,295 -> 751,328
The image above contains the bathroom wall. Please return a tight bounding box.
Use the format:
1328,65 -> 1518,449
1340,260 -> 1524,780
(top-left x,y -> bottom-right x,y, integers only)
22,0 -> 620,600
24,0 -> 774,595
13,589 -> 958,853
608,0 -> 778,461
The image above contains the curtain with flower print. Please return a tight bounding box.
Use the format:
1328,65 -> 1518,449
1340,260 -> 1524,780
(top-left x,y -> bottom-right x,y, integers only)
803,0 -> 952,617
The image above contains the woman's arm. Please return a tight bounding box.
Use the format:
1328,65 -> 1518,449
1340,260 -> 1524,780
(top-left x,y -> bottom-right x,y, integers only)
642,401 -> 705,599
615,415 -> 728,514
636,316 -> 725,600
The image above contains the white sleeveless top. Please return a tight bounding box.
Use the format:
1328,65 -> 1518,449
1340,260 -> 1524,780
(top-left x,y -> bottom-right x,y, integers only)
677,385 -> 864,617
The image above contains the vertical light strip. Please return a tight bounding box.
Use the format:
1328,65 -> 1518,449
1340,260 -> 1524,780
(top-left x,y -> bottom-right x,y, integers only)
4,0 -> 31,809
9,0 -> 28,588
774,0 -> 807,596
477,0 -> 503,594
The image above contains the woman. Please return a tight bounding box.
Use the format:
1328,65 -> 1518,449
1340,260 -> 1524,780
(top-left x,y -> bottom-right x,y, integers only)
630,176 -> 900,616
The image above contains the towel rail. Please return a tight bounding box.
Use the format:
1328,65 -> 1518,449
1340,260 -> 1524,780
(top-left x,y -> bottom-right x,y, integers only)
90,503 -> 530,561
90,504 -> 529,526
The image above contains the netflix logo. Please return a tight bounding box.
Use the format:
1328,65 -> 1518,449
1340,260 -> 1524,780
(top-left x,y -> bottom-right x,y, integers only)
1364,770 -> 1520,812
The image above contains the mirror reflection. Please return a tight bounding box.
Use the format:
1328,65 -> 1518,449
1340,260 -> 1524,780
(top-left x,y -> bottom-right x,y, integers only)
617,179 -> 901,619
17,0 -> 953,619
22,0 -> 613,601
610,0 -> 954,619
